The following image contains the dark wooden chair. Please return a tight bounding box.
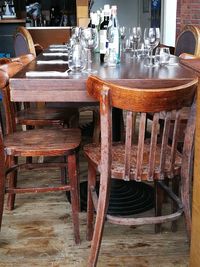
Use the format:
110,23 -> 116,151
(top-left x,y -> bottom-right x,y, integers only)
0,61 -> 81,244
175,24 -> 200,56
14,26 -> 43,57
14,27 -> 100,141
84,76 -> 197,266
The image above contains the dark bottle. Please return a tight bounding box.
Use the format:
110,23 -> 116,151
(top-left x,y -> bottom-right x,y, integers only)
99,5 -> 110,63
88,12 -> 92,28
88,12 -> 96,29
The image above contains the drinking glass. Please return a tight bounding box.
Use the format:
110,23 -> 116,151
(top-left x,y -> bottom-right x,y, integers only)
68,43 -> 85,73
155,47 -> 170,66
144,27 -> 160,66
81,28 -> 98,73
119,26 -> 127,52
129,27 -> 142,57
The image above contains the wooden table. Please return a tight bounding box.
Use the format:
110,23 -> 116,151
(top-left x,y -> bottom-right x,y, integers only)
10,53 -> 197,103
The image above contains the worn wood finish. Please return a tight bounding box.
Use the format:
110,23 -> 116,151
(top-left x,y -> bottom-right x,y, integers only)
0,55 -> 78,130
0,107 -> 191,266
0,64 -> 81,244
0,172 -> 190,266
84,76 -> 197,267
9,52 -> 197,103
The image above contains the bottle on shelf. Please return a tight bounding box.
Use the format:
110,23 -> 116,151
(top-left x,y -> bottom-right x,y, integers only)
107,5 -> 120,65
99,4 -> 110,63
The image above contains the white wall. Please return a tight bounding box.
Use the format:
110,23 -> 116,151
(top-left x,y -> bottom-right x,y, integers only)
161,0 -> 177,46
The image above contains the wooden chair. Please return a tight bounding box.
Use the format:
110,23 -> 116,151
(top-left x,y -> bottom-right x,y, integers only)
175,24 -> 200,56
14,26 -> 43,57
84,76 -> 197,266
0,61 -> 81,244
0,54 -> 79,131
14,26 -> 99,142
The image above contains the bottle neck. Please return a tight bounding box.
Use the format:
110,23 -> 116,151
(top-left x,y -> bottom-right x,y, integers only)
103,16 -> 109,22
111,15 -> 118,27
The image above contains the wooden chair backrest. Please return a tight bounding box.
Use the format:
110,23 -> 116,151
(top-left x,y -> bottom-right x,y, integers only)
175,25 -> 200,57
86,76 -> 197,181
0,54 -> 35,135
14,26 -> 36,57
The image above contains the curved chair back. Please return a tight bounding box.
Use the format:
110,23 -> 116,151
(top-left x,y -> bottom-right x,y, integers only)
175,25 -> 200,57
85,76 -> 198,266
14,26 -> 36,57
0,54 -> 35,134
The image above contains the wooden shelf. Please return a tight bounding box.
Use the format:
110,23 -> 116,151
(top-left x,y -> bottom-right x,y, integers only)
0,19 -> 25,24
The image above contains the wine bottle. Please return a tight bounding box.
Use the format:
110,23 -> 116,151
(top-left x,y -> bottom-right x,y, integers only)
99,5 -> 110,63
107,5 -> 120,64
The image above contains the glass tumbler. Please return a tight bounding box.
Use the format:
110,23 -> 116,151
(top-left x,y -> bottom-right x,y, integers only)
155,47 -> 170,66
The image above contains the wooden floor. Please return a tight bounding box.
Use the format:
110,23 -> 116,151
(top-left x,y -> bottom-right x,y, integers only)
0,165 -> 189,267
0,114 -> 190,267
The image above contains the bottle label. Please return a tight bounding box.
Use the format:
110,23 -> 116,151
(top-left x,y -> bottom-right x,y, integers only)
100,30 -> 107,54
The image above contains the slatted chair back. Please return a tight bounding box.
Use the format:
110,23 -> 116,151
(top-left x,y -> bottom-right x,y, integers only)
175,24 -> 200,57
14,26 -> 36,57
0,54 -> 35,135
85,76 -> 198,267
0,62 -> 24,134
86,76 -> 197,182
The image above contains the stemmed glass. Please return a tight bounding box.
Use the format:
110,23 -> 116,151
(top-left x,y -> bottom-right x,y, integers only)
81,28 -> 98,73
119,26 -> 127,52
144,27 -> 160,66
129,27 -> 142,57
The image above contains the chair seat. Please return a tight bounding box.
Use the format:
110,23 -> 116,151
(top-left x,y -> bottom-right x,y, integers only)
16,107 -> 78,126
84,142 -> 182,180
4,128 -> 81,157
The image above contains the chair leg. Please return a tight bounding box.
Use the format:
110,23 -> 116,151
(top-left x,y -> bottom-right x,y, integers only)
171,176 -> 180,232
181,172 -> 191,240
154,180 -> 164,233
6,156 -> 18,210
61,156 -> 67,184
92,110 -> 100,144
0,145 -> 5,230
67,153 -> 80,244
88,172 -> 111,267
86,163 -> 97,241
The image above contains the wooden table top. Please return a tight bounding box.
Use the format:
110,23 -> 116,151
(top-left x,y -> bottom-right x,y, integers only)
10,51 -> 197,102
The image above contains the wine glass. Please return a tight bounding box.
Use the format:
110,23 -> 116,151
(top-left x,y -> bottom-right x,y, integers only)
144,27 -> 160,66
81,28 -> 98,73
119,26 -> 127,52
129,27 -> 142,57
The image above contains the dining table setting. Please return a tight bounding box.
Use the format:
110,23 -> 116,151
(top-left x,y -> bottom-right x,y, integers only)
9,42 -> 197,104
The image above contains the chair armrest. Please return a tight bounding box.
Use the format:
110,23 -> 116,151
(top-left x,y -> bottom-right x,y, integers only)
179,53 -> 200,59
34,44 -> 43,55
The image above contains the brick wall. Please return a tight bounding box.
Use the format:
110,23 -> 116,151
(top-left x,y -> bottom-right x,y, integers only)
176,0 -> 200,35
